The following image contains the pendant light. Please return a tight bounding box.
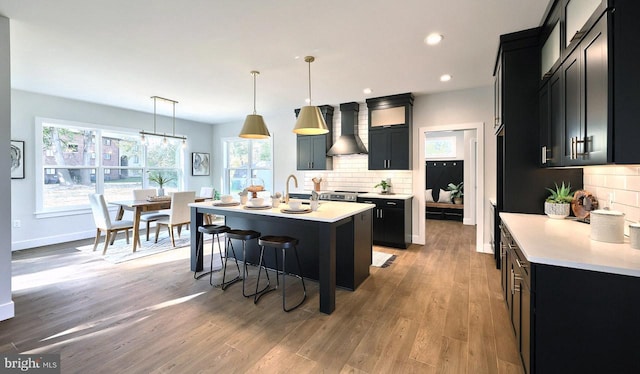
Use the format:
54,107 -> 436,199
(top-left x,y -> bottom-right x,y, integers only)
239,71 -> 270,139
140,96 -> 187,147
293,56 -> 329,135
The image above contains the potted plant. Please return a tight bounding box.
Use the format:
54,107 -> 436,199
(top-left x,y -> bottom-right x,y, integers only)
544,182 -> 573,219
374,179 -> 392,194
148,172 -> 175,196
447,182 -> 464,204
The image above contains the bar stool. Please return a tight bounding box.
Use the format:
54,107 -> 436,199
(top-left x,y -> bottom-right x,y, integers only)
255,235 -> 307,312
193,224 -> 241,290
225,229 -> 270,297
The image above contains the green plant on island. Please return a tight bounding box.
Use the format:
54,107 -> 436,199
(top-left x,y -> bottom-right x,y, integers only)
545,182 -> 573,204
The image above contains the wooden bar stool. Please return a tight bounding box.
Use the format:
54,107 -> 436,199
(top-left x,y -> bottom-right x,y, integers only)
193,224 -> 241,290
255,235 -> 307,312
225,229 -> 270,297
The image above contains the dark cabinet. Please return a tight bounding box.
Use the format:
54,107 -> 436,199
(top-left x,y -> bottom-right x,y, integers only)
540,68 -> 564,166
366,93 -> 413,171
500,222 -> 640,374
538,1 -> 640,165
357,197 -> 411,249
296,135 -> 328,170
368,127 -> 409,170
295,105 -> 334,170
561,14 -> 608,166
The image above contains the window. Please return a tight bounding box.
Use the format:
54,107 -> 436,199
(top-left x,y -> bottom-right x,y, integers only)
36,118 -> 184,214
223,137 -> 272,195
425,136 -> 456,158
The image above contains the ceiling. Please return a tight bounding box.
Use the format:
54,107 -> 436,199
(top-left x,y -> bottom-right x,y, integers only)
0,0 -> 549,124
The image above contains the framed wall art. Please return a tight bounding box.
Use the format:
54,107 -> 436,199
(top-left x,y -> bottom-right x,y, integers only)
191,152 -> 210,176
11,140 -> 25,179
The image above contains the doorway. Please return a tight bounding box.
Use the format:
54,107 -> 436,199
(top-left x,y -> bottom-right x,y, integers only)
412,122 -> 485,252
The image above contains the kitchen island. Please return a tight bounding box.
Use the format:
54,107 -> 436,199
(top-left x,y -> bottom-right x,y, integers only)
189,201 -> 375,314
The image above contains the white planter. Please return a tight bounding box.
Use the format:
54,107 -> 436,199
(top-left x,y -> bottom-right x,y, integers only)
157,188 -> 165,197
544,202 -> 570,219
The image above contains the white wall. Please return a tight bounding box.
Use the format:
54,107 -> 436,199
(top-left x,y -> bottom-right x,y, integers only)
10,90 -> 215,250
1,15 -> 15,321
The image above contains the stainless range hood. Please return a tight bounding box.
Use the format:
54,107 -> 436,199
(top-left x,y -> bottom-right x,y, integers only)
327,102 -> 368,156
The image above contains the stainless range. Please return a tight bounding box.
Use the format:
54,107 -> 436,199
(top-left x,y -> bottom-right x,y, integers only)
319,191 -> 364,202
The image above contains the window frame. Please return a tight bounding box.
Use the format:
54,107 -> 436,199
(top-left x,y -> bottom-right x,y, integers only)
222,136 -> 273,195
35,117 -> 185,218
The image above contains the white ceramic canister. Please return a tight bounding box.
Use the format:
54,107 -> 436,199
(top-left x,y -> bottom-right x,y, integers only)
629,223 -> 640,249
590,209 -> 625,243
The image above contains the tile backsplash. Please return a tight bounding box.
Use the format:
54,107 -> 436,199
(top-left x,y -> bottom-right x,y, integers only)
583,165 -> 640,225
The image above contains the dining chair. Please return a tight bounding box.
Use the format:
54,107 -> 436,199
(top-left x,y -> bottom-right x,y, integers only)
199,187 -> 218,225
133,188 -> 170,241
89,193 -> 138,255
155,191 -> 196,247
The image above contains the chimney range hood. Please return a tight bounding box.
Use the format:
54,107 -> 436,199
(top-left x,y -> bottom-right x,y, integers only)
327,102 -> 368,156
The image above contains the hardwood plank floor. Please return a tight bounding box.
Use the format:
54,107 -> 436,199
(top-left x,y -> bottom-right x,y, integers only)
1,220 -> 524,373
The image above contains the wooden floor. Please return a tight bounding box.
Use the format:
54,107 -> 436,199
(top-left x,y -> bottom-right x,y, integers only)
1,220 -> 524,373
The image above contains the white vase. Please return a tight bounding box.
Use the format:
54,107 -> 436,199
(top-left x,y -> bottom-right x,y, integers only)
157,188 -> 165,197
544,202 -> 570,219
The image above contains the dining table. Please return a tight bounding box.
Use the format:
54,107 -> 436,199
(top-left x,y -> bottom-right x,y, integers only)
111,196 -> 207,252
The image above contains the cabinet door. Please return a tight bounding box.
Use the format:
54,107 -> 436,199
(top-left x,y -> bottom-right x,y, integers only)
563,15 -> 608,166
581,15 -> 608,165
368,130 -> 389,170
388,128 -> 409,170
549,69 -> 564,167
494,60 -> 503,132
310,135 -> 327,170
381,207 -> 404,245
563,48 -> 581,165
296,136 -> 313,170
521,281 -> 531,374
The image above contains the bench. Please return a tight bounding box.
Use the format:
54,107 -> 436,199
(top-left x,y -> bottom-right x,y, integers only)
426,202 -> 463,221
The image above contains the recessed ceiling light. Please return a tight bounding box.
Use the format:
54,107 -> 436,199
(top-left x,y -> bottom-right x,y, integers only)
440,74 -> 452,82
425,33 -> 444,46
363,88 -> 372,94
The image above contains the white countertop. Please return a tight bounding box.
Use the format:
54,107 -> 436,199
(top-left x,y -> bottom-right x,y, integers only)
500,213 -> 640,277
190,200 -> 375,223
358,193 -> 413,200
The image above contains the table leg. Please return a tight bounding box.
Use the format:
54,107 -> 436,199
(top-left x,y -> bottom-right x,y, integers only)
115,206 -> 125,221
190,207 -> 204,272
132,207 -> 142,252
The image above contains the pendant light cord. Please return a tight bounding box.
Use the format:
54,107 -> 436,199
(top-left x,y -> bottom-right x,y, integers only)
253,72 -> 257,115
307,59 -> 312,105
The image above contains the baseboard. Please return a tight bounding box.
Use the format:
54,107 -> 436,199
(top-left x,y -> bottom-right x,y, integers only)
463,217 -> 475,225
481,243 -> 494,254
0,300 -> 15,321
12,230 -> 96,251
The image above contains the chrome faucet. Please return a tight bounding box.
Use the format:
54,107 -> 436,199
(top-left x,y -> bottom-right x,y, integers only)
285,174 -> 298,203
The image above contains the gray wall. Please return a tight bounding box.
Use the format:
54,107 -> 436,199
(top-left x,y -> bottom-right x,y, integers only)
1,15 -> 15,321
10,90 -> 215,250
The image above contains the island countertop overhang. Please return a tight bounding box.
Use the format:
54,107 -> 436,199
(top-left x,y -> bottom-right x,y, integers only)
189,201 -> 375,223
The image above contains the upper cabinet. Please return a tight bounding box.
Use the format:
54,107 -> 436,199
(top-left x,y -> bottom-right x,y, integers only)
539,0 -> 640,166
366,93 -> 413,170
295,105 -> 334,170
564,0 -> 606,48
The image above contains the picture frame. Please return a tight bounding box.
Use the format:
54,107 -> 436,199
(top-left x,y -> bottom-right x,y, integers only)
191,152 -> 210,176
11,140 -> 25,179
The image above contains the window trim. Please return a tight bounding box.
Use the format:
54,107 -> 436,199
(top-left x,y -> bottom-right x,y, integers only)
222,136 -> 273,195
35,117 -> 185,217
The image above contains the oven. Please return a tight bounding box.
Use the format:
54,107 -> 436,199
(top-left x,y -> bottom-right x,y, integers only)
319,191 -> 364,202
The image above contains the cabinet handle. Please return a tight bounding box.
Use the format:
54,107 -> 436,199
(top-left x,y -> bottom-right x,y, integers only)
508,243 -> 517,251
510,269 -> 515,295
542,146 -> 547,164
500,243 -> 506,257
380,209 -> 383,219
516,258 -> 528,269
386,202 -> 397,206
